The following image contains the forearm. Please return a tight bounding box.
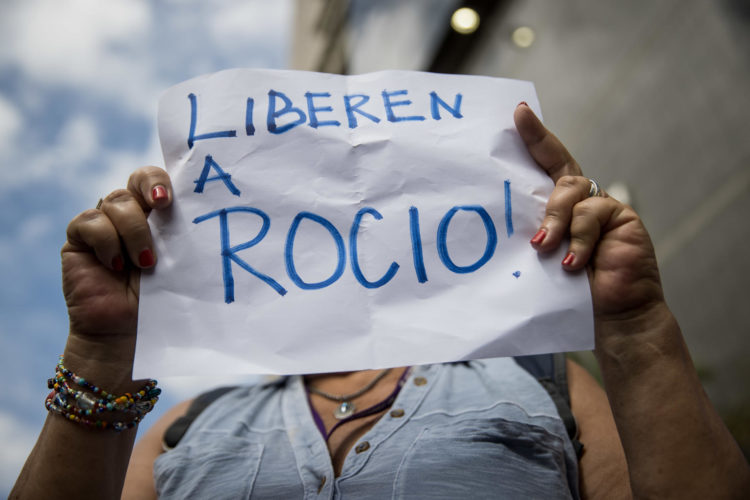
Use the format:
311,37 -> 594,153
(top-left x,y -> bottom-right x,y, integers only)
11,335 -> 145,500
595,303 -> 750,499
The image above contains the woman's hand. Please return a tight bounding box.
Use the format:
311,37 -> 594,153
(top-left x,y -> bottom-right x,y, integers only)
514,104 -> 664,323
514,104 -> 750,497
61,167 -> 172,340
9,167 -> 174,500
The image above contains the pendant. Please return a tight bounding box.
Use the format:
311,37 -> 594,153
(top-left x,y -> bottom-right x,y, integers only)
333,401 -> 356,419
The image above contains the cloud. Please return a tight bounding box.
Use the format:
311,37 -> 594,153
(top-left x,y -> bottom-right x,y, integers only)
91,131 -> 165,197
56,115 -> 100,162
0,94 -> 21,150
17,213 -> 54,245
1,0 -> 150,85
0,97 -> 21,161
0,0 -> 158,120
0,411 -> 40,496
0,110 -> 155,200
0,114 -> 101,193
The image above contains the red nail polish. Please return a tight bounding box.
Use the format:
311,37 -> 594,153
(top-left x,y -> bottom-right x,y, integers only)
111,255 -> 124,271
562,252 -> 575,267
139,249 -> 155,267
152,185 -> 167,201
530,229 -> 546,245
517,101 -> 528,108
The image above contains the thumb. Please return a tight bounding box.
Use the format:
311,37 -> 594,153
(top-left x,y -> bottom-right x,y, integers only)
513,103 -> 583,182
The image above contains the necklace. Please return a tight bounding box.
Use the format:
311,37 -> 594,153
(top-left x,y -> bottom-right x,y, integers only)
307,369 -> 392,419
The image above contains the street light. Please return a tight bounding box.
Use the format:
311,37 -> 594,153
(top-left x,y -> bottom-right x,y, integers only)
451,7 -> 480,35
511,26 -> 535,48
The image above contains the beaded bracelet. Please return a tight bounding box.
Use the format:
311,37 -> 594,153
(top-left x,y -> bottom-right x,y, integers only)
49,364 -> 160,415
46,391 -> 147,431
45,355 -> 160,431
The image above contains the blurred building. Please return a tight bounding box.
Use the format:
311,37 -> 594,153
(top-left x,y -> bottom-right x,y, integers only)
292,0 -> 750,454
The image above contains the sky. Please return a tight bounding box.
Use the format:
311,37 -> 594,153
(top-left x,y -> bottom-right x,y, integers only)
0,0 -> 292,493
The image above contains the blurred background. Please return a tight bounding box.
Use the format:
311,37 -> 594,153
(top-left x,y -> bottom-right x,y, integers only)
1,0 -> 748,494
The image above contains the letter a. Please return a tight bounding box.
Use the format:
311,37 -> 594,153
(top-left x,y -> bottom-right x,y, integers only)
194,155 -> 241,196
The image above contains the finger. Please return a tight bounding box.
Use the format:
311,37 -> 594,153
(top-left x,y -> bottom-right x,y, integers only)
126,166 -> 173,212
562,197 -> 621,270
65,209 -> 124,271
531,175 -> 593,252
513,103 -> 583,182
100,189 -> 156,268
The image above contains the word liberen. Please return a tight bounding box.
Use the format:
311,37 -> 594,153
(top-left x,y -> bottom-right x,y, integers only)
187,88 -> 464,147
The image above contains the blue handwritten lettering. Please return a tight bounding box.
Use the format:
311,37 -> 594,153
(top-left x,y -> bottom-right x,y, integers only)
267,90 -> 307,134
504,179 -> 514,237
187,93 -> 237,149
382,89 -> 426,122
193,155 -> 240,196
409,206 -> 428,283
429,91 -> 463,120
343,94 -> 381,128
437,206 -> 497,274
193,207 -> 287,303
305,91 -> 342,128
285,212 -> 346,289
349,207 -> 400,288
245,98 -> 255,136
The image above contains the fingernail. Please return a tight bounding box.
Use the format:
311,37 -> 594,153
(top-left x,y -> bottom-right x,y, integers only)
562,252 -> 575,267
139,249 -> 155,267
111,255 -> 124,271
530,229 -> 546,245
517,101 -> 528,108
152,185 -> 167,201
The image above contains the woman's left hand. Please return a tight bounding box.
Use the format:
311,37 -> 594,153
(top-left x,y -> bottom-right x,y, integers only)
514,104 -> 665,322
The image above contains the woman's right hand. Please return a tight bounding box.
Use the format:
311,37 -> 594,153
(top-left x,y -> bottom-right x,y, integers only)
61,167 -> 172,342
9,167 -> 174,500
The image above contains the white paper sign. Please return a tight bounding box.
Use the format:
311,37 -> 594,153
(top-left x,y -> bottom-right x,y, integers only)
134,69 -> 594,377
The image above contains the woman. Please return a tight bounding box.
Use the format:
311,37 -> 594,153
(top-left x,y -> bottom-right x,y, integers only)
11,104 -> 749,499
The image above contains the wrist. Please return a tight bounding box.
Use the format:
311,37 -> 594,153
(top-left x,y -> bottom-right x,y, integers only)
47,354 -> 160,432
63,332 -> 142,393
594,301 -> 688,372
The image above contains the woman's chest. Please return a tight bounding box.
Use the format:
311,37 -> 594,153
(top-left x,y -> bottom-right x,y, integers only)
155,362 -> 579,499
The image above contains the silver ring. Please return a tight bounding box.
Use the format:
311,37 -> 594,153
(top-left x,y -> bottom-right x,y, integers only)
95,198 -> 103,210
587,178 -> 603,198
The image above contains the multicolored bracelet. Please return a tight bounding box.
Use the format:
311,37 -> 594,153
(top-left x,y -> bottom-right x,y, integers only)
45,355 -> 160,431
45,391 -> 148,431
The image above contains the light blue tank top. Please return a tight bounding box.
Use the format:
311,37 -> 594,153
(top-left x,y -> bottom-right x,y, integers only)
154,358 -> 580,499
